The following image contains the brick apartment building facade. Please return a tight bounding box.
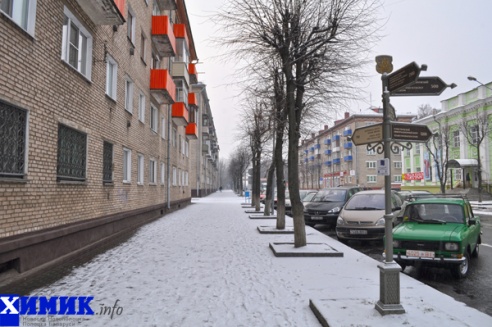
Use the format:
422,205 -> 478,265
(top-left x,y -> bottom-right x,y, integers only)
300,110 -> 415,190
0,0 -> 219,274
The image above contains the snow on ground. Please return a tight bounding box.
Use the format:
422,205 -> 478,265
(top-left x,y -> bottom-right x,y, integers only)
28,191 -> 492,327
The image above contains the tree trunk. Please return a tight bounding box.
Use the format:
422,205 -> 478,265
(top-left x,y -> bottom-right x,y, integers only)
264,157 -> 275,216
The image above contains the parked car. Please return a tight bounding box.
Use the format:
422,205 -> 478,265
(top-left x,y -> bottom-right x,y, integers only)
285,189 -> 317,216
335,190 -> 403,242
304,186 -> 361,227
395,190 -> 433,224
388,195 -> 481,279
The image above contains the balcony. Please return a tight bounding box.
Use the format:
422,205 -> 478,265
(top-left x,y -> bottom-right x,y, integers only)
324,149 -> 332,156
333,135 -> 340,141
344,155 -> 353,162
310,147 -> 315,152
325,161 -> 332,166
304,149 -> 309,154
332,147 -> 340,153
202,144 -> 209,154
189,63 -> 198,84
309,156 -> 315,161
315,144 -> 321,149
75,0 -> 125,25
173,24 -> 189,46
171,102 -> 189,126
150,69 -> 176,104
333,158 -> 341,165
343,142 -> 353,149
188,93 -> 197,108
171,62 -> 190,86
343,129 -> 352,136
185,123 -> 198,140
202,125 -> 210,137
155,0 -> 177,10
324,139 -> 331,145
151,16 -> 176,57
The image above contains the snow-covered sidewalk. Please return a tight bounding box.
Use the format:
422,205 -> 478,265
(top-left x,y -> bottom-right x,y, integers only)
27,190 -> 492,327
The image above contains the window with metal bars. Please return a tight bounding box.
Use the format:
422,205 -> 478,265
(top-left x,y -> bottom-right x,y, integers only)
57,124 -> 86,181
0,101 -> 27,178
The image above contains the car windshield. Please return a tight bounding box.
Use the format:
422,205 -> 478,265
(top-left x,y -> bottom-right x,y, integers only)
303,192 -> 316,202
404,203 -> 464,223
312,190 -> 347,202
345,194 -> 385,210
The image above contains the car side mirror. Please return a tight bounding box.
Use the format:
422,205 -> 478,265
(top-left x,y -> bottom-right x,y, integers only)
392,206 -> 401,212
469,218 -> 477,225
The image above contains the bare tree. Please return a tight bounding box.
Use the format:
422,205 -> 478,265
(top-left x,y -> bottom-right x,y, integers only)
460,110 -> 490,202
218,0 -> 381,246
228,146 -> 252,196
425,115 -> 451,193
417,104 -> 438,119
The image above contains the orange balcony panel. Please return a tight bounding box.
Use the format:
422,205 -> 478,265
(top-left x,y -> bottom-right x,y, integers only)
189,63 -> 197,84
172,102 -> 189,126
150,69 -> 176,104
151,16 -> 176,57
188,93 -> 197,107
173,23 -> 189,46
185,123 -> 198,140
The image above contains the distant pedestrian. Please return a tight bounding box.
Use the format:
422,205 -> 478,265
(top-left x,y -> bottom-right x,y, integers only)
219,186 -> 222,192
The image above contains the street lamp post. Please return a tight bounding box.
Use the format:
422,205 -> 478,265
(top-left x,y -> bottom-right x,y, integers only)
468,76 -> 492,91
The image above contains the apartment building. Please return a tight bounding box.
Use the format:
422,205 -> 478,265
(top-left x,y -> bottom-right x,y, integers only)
300,110 -> 415,190
401,81 -> 492,191
0,0 -> 218,274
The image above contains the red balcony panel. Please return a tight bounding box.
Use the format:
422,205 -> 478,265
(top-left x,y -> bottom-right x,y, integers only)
114,0 -> 125,17
173,23 -> 189,46
185,123 -> 198,140
151,16 -> 176,57
188,93 -> 197,107
189,63 -> 197,84
150,69 -> 176,104
172,102 -> 189,126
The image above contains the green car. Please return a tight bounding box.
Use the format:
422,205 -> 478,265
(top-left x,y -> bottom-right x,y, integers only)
389,196 -> 482,279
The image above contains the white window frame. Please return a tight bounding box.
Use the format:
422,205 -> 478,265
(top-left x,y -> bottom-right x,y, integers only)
123,148 -> 132,183
453,130 -> 460,147
172,166 -> 177,186
185,140 -> 189,157
61,6 -> 93,79
366,161 -> 376,169
0,0 -> 37,35
394,175 -> 402,182
127,6 -> 136,44
125,77 -> 134,113
172,127 -> 177,147
137,154 -> 144,184
106,55 -> 118,100
367,175 -> 377,183
149,158 -> 156,184
160,162 -> 165,184
140,32 -> 147,62
150,105 -> 158,132
366,148 -> 376,155
161,116 -> 166,139
394,161 -> 402,169
138,93 -> 146,122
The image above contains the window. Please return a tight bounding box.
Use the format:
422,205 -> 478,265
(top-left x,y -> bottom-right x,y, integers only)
123,148 -> 131,183
61,7 -> 92,79
471,125 -> 479,144
172,166 -> 177,186
185,140 -> 189,157
149,159 -> 156,184
453,130 -> 460,147
138,93 -> 145,123
394,175 -> 402,182
160,162 -> 165,184
415,146 -> 420,155
175,37 -> 189,63
367,148 -> 376,155
172,127 -> 177,147
367,175 -> 377,183
1,0 -> 37,35
140,33 -> 146,62
178,168 -> 181,186
106,55 -> 117,99
151,51 -> 160,69
137,154 -> 144,184
57,124 -> 87,181
366,161 -> 376,169
394,161 -> 402,169
150,105 -> 158,132
161,116 -> 166,139
175,80 -> 188,104
125,78 -> 134,113
127,7 -> 136,44
0,101 -> 27,178
103,141 -> 113,183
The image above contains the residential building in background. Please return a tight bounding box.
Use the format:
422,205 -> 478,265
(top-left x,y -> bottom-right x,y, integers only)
300,110 -> 415,190
0,0 -> 218,274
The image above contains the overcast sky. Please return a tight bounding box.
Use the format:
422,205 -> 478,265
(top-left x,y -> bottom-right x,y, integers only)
185,0 -> 492,160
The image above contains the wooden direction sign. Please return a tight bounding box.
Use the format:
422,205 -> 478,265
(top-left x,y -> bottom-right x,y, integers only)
390,76 -> 448,96
391,122 -> 432,142
387,62 -> 420,93
351,123 -> 383,146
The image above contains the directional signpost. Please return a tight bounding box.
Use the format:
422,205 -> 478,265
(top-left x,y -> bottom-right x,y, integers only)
390,76 -> 451,96
351,123 -> 383,146
391,122 -> 432,142
387,61 -> 421,92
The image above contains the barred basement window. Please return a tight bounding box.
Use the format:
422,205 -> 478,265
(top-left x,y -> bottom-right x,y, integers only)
103,141 -> 113,183
0,101 -> 27,178
57,124 -> 87,181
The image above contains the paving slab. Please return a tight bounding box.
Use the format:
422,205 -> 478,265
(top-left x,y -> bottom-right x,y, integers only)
269,242 -> 343,257
244,210 -> 265,213
249,215 -> 277,219
257,226 -> 294,234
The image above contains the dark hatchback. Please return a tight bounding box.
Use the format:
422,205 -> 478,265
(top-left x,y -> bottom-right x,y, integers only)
304,186 -> 360,227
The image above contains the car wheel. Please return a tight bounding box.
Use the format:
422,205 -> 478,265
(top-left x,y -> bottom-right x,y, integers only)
451,251 -> 470,279
471,243 -> 479,258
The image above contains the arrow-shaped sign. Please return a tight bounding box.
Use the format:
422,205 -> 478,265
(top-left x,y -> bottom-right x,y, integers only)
351,123 -> 383,146
390,76 -> 449,96
391,122 -> 432,142
387,62 -> 421,93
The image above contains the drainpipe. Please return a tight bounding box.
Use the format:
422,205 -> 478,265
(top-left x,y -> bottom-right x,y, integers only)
167,104 -> 172,209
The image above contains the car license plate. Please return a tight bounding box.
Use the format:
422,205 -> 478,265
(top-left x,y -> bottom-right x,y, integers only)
349,229 -> 367,235
406,250 -> 435,258
311,216 -> 323,220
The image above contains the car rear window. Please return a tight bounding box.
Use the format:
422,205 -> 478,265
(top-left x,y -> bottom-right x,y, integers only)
404,203 -> 464,222
345,194 -> 385,210
313,190 -> 347,202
